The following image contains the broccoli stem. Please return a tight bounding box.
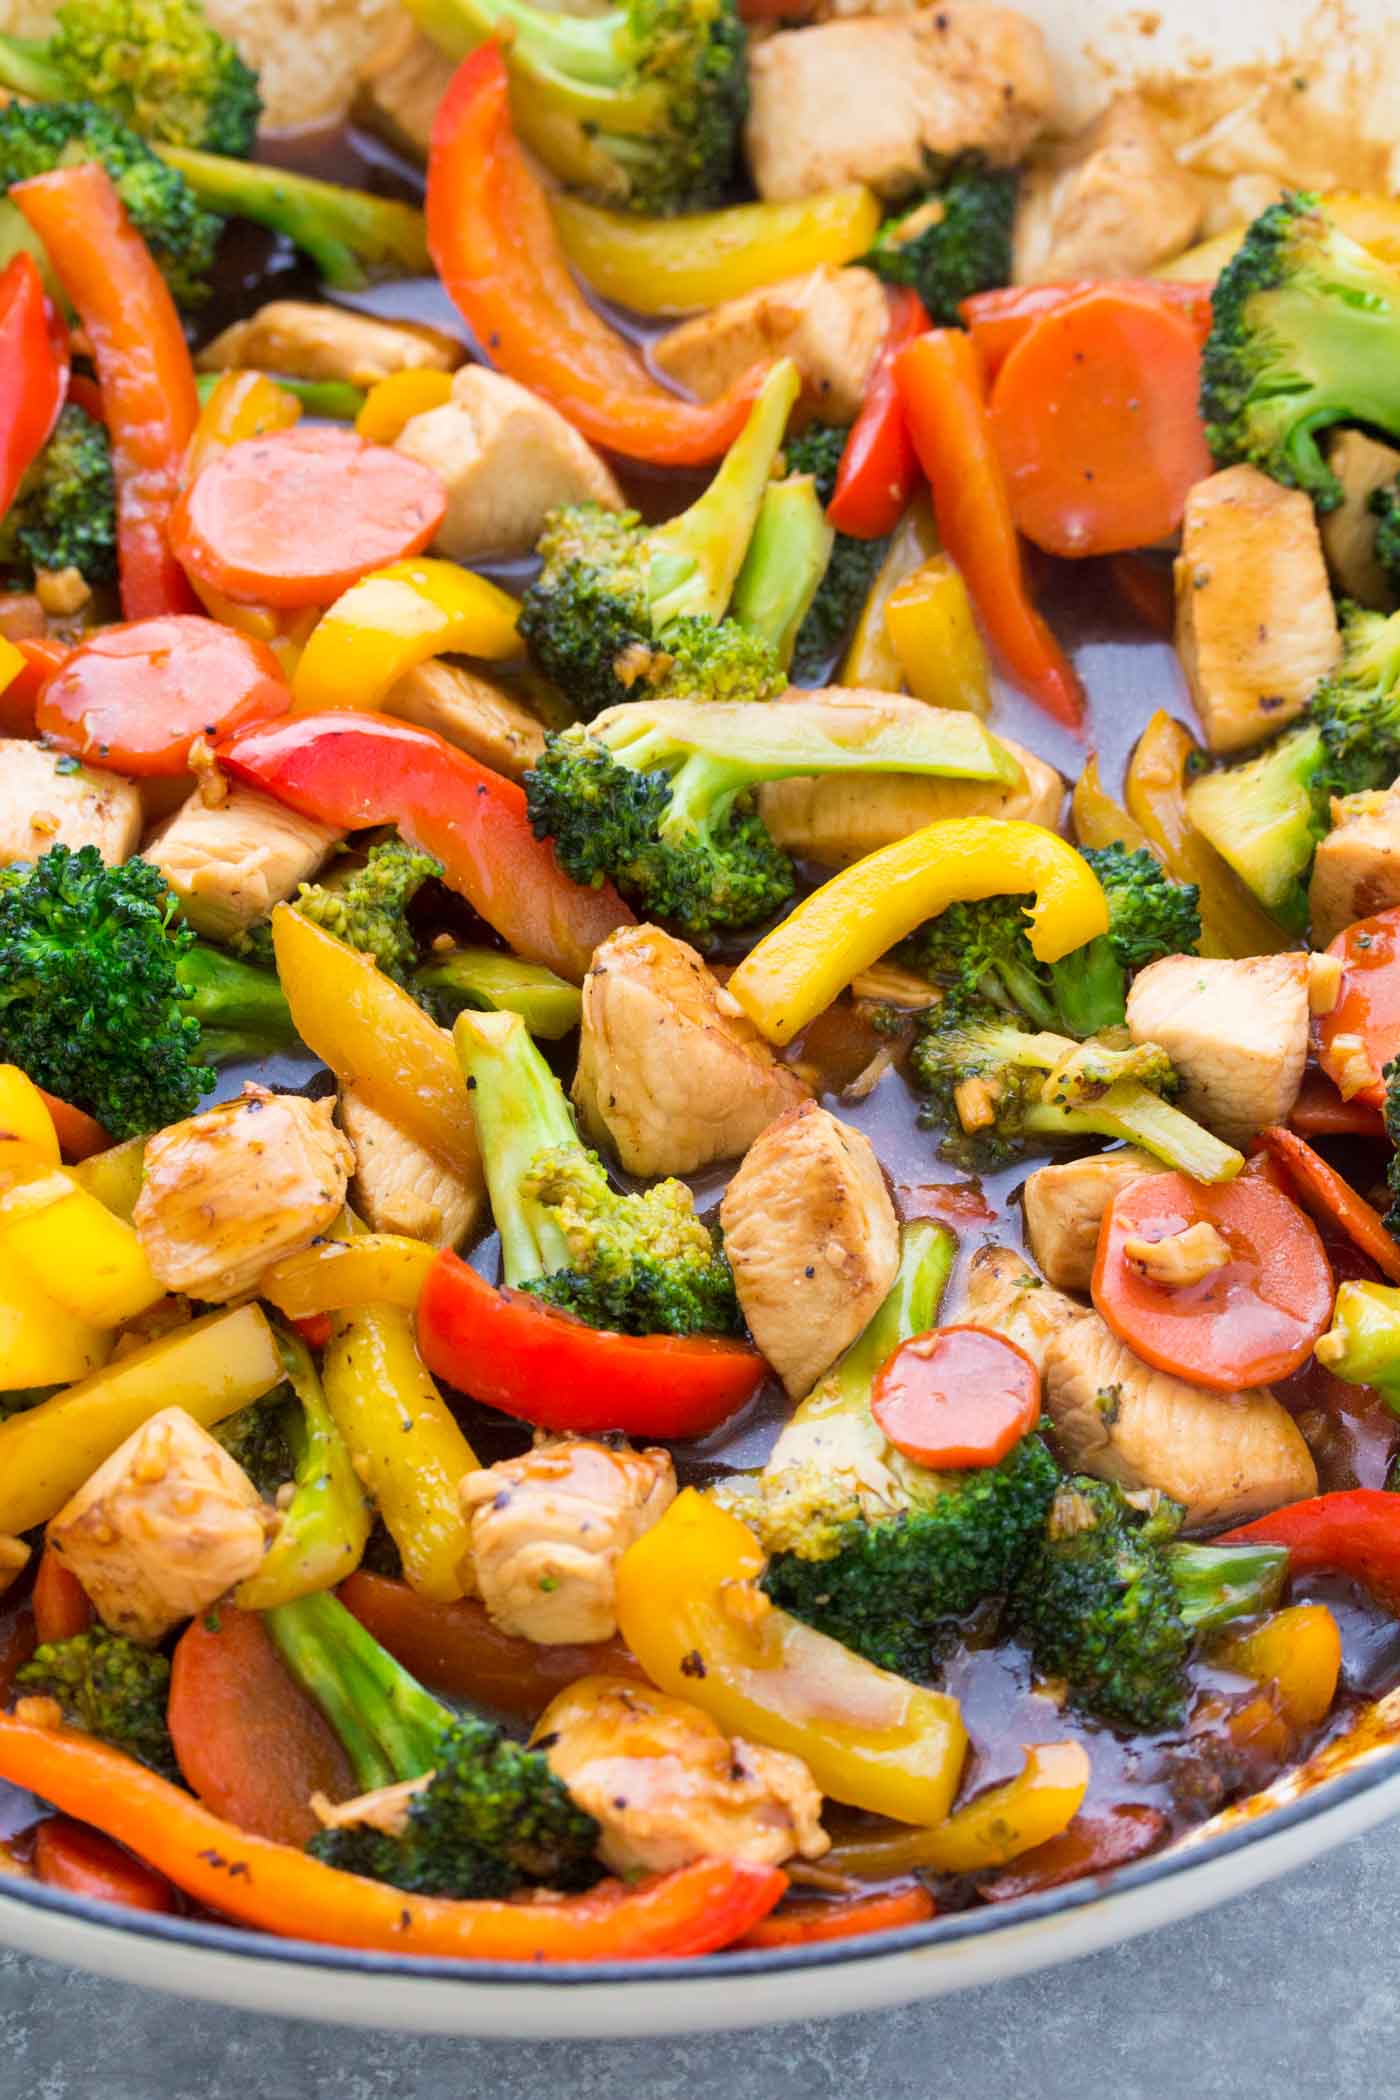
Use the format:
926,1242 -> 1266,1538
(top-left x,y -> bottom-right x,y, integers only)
195,371 -> 366,421
1316,1279 -> 1400,1415
264,1589 -> 449,1792
238,1328 -> 371,1610
1025,1083 -> 1243,1184
0,37 -> 67,102
175,943 -> 296,1067
452,1006 -> 577,1284
823,1217 -> 956,1410
730,476 -> 835,673
155,146 -> 430,289
411,948 -> 583,1040
1168,1541 -> 1288,1634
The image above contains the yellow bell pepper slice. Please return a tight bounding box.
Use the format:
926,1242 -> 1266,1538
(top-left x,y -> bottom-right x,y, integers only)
840,498 -> 940,692
0,1065 -> 60,1160
728,817 -> 1110,1046
824,1741 -> 1091,1879
260,1233 -> 437,1320
355,369 -> 455,444
1070,754 -> 1153,854
0,1304 -> 282,1535
0,1274 -> 110,1392
885,555 -> 991,716
549,185 -> 883,317
0,1163 -> 163,1328
1213,1604 -> 1342,1736
0,635 -> 25,705
291,558 -> 521,715
71,1136 -> 146,1223
615,1490 -> 967,1824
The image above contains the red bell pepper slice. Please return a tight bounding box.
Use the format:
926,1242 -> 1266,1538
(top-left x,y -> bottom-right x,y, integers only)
1220,1490 -> 1400,1614
893,329 -> 1082,730
218,711 -> 633,984
0,636 -> 71,735
34,1817 -> 177,1913
0,252 -> 67,520
12,162 -> 199,619
826,287 -> 928,540
961,279 -> 1214,383
738,1884 -> 935,1947
418,1249 -> 766,1440
427,47 -> 770,468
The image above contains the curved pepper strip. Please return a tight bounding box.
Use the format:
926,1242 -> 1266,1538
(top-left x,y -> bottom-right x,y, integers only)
823,1742 -> 1090,1879
827,287 -> 927,542
221,714 -> 633,983
1258,1129 -> 1400,1287
13,162 -> 198,619
356,370 -> 454,445
1070,753 -> 1153,855
616,1490 -> 967,1824
291,559 -> 521,715
0,252 -> 67,518
426,47 -> 771,468
0,1714 -> 786,1959
234,1328 -> 371,1612
1219,1491 -> 1400,1617
418,1250 -> 766,1440
262,1234 -> 437,1319
728,816 -> 1110,1046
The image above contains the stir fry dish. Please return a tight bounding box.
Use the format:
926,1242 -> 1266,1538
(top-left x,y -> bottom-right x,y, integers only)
3,0 -> 1400,1971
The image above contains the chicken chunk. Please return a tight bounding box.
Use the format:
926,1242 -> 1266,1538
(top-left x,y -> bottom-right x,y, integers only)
0,742 -> 141,868
1310,785 -> 1400,947
652,267 -> 887,424
1125,953 -> 1310,1145
204,0 -> 400,132
1174,465 -> 1342,755
745,6 -> 1053,202
395,367 -> 622,563
961,1244 -> 1081,1375
537,1677 -> 828,1877
380,659 -> 547,780
135,1083 -> 354,1303
572,923 -> 809,1176
1021,1148 -> 1156,1292
146,783 -> 341,941
352,16 -> 456,160
197,301 -> 461,389
461,1439 -> 676,1645
721,1102 -> 899,1398
47,1407 -> 276,1643
339,1084 -> 482,1250
1318,430 -> 1400,612
1012,94 -> 1203,285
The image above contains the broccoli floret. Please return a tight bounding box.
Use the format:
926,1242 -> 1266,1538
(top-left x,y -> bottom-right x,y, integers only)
1010,1479 -> 1288,1730
1201,191 -> 1400,510
518,361 -> 798,717
15,1631 -> 177,1775
1372,479 -> 1400,599
294,836 -> 441,986
0,403 -> 115,587
0,101 -> 220,308
0,0 -> 259,154
782,421 -> 886,683
268,1589 -> 598,1899
642,613 -> 786,706
212,1395 -> 294,1499
456,1003 -> 738,1336
866,163 -> 1017,325
1316,1276 -> 1400,1412
156,147 -> 429,291
904,893 -> 1062,1033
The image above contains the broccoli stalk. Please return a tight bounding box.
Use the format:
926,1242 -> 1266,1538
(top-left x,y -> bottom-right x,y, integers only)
729,474 -> 834,673
0,401 -> 116,587
234,1327 -> 371,1607
265,1588 -> 598,1898
176,941 -> 295,1066
1315,1278 -> 1400,1415
866,163 -> 1017,326
781,421 -> 887,683
293,835 -> 442,986
455,1004 -> 739,1335
156,146 -> 430,291
15,1630 -> 177,1775
0,0 -> 260,155
411,948 -> 583,1040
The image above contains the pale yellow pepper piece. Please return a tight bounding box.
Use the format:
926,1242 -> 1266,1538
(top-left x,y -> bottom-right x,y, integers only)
885,554 -> 991,716
1213,1603 -> 1342,1736
0,1163 -> 163,1327
824,1741 -> 1091,1879
72,1137 -> 146,1223
260,1233 -> 436,1320
840,497 -> 940,692
0,1275 -> 110,1392
291,558 -> 521,716
1070,753 -> 1153,854
0,1065 -> 60,1161
356,369 -> 455,445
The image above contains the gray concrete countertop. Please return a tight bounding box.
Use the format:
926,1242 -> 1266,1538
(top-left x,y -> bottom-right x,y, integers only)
3,1815 -> 1397,2099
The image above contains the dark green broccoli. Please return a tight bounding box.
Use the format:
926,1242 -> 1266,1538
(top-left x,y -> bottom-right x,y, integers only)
729,474 -> 833,673
518,360 -> 798,717
0,101 -> 220,308
266,1589 -> 598,1899
1009,1479 -> 1289,1730
782,421 -> 887,683
525,692 -> 1018,943
0,403 -> 115,587
635,612 -> 786,706
1200,191 -> 1400,510
866,163 -> 1017,325
15,1630 -> 177,1776
411,948 -> 583,1040
455,1003 -> 738,1336
156,147 -> 429,291
0,0 -> 260,154
294,836 -> 442,986
904,893 -> 1063,1033
1372,479 -> 1400,599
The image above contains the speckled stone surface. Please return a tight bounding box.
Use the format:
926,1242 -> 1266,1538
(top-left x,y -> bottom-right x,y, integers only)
3,1815 -> 1397,2096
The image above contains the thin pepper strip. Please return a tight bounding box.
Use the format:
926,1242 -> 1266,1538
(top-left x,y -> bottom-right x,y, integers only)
824,1743 -> 1090,1880
827,287 -> 927,541
0,252 -> 66,518
1219,1491 -> 1400,1616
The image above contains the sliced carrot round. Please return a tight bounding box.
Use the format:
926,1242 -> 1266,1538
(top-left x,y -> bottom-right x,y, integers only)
988,289 -> 1213,559
36,614 -> 290,776
871,1324 -> 1041,1470
1317,905 -> 1400,1111
1093,1171 -> 1334,1391
170,426 -> 446,610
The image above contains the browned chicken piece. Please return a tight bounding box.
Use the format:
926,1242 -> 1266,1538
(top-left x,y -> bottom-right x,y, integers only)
202,0 -> 401,132
46,1407 -> 276,1643
1125,952 -> 1310,1145
1319,430 -> 1400,611
1174,465 -> 1341,755
1020,1148 -> 1156,1292
535,1677 -> 828,1876
0,1536 -> 30,1599
146,784 -> 342,941
135,1084 -> 354,1303
961,1244 -> 1082,1374
380,660 -> 546,780
745,5 -> 1053,201
339,1083 -> 483,1250
1012,95 -> 1203,284
572,923 -> 809,1176
395,367 -> 622,562
460,1439 -> 676,1645
311,1776 -> 425,1840
721,1102 -> 899,1398
352,16 -> 456,159
1122,1221 -> 1232,1288
197,301 -> 462,389
0,743 -> 141,868
1310,785 -> 1400,947
652,268 -> 887,423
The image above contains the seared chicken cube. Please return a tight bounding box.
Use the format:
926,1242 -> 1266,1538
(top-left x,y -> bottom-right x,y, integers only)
1013,94 -> 1202,284
721,1102 -> 899,1398
461,1439 -> 676,1645
395,367 -> 622,563
962,1244 -> 1082,1374
197,301 -> 461,389
536,1677 -> 828,1877
339,1084 -> 482,1250
745,5 -> 1053,202
146,784 -> 341,942
0,743 -> 141,868
381,660 -> 546,780
1125,952 -> 1310,1145
353,16 -> 456,160
573,923 -> 809,1177
1319,430 -> 1400,611
652,267 -> 886,424
47,1407 -> 276,1643
1310,785 -> 1400,946
1021,1148 -> 1156,1292
135,1083 -> 354,1303
202,0 -> 402,132
1174,466 -> 1341,754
